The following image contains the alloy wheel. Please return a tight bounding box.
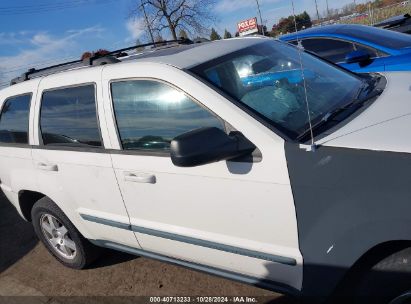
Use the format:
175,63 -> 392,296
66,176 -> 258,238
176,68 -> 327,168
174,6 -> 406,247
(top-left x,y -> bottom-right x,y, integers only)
40,213 -> 77,260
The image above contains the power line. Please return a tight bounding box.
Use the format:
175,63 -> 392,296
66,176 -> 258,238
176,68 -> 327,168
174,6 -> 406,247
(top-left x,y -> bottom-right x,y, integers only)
0,0 -> 120,15
0,40 -> 131,78
0,0 -> 92,11
0,0 -> 116,11
0,38 -> 129,73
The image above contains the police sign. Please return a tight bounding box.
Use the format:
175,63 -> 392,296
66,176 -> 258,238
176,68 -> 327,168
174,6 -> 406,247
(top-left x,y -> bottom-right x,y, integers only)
237,17 -> 258,36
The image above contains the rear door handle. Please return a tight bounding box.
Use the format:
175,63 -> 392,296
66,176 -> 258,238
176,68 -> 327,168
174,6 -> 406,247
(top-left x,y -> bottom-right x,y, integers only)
37,162 -> 58,172
124,172 -> 156,184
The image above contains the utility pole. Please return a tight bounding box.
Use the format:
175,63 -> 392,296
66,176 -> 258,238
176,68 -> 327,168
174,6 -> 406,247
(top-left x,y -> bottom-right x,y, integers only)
368,2 -> 374,25
325,0 -> 330,20
141,0 -> 155,44
255,0 -> 265,36
314,0 -> 321,25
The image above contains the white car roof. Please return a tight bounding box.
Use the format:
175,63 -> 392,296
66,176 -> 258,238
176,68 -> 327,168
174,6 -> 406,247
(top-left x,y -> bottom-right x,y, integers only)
0,36 -> 271,92
124,36 -> 270,69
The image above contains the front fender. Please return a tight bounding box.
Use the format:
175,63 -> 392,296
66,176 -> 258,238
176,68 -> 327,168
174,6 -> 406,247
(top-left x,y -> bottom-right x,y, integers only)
285,142 -> 411,297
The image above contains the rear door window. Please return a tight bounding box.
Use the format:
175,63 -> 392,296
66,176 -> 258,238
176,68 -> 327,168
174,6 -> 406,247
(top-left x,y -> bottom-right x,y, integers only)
0,94 -> 31,144
40,84 -> 102,147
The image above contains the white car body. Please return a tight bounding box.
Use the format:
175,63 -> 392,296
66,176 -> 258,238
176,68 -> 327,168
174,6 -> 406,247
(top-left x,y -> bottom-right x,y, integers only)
1,37 -> 410,301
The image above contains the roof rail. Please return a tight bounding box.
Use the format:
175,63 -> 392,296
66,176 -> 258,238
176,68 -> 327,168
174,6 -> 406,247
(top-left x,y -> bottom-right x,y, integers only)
10,38 -> 194,86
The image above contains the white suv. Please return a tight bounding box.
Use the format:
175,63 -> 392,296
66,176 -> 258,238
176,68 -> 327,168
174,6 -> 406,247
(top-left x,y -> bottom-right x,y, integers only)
1,37 -> 411,304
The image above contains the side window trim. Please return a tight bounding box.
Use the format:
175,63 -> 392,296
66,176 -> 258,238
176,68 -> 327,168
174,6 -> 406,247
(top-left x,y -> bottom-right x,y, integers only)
38,82 -> 105,149
108,77 -> 226,156
0,92 -> 33,112
0,93 -> 32,146
287,40 -> 299,46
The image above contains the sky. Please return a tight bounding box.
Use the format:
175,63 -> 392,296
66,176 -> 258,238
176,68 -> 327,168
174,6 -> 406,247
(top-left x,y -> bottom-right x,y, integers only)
0,0 -> 365,87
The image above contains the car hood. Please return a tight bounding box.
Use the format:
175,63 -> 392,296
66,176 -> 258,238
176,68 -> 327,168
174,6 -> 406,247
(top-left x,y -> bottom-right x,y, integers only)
317,72 -> 411,153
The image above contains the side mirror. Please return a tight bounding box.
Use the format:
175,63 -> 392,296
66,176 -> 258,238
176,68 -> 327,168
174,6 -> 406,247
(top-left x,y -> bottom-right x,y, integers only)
170,127 -> 256,167
345,50 -> 371,64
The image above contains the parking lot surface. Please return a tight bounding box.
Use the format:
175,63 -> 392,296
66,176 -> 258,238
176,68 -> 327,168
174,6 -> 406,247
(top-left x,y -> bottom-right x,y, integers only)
0,193 -> 297,304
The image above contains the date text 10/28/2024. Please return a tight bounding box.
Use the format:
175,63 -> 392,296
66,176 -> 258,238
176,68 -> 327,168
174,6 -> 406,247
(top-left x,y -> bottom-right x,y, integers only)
150,297 -> 259,303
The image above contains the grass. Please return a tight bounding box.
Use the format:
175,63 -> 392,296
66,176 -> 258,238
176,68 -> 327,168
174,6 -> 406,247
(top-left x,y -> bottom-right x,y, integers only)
338,4 -> 411,26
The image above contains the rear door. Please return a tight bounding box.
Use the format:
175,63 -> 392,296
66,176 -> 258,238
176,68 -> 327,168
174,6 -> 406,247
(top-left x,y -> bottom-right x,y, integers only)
100,62 -> 303,291
0,81 -> 38,211
31,70 -> 138,248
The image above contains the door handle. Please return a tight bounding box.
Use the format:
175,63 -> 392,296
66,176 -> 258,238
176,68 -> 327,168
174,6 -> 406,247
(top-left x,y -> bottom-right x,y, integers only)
36,162 -> 58,172
124,172 -> 156,184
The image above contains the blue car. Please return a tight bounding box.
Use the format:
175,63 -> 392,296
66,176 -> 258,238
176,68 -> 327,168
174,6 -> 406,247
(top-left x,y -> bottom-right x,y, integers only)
279,24 -> 411,72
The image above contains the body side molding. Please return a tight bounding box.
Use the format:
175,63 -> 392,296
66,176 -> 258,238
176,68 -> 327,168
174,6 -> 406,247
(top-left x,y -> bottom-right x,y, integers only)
80,214 -> 297,266
89,239 -> 300,297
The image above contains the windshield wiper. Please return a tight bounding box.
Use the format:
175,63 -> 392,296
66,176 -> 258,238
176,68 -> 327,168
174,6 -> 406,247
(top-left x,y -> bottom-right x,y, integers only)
296,102 -> 361,141
297,78 -> 383,142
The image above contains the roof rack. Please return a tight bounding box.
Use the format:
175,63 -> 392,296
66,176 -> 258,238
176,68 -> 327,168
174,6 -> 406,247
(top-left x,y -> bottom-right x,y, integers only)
10,38 -> 194,86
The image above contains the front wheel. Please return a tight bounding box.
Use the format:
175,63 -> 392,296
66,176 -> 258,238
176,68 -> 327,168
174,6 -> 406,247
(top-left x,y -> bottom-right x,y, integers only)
335,246 -> 411,304
31,197 -> 100,269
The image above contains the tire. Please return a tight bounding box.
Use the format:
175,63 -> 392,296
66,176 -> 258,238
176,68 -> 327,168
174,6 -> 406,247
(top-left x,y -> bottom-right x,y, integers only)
334,246 -> 411,304
31,196 -> 100,269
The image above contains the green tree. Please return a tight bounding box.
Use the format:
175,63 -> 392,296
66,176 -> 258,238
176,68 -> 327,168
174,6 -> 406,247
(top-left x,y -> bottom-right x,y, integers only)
276,17 -> 295,34
223,29 -> 232,39
272,11 -> 312,36
297,11 -> 312,29
210,28 -> 221,40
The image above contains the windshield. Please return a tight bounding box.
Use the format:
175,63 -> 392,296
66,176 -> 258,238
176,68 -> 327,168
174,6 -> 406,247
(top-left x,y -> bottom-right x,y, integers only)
337,25 -> 411,49
190,40 -> 364,140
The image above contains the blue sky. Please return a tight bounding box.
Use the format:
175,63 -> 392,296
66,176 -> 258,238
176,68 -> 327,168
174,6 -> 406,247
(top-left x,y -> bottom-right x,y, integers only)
0,0 -> 364,86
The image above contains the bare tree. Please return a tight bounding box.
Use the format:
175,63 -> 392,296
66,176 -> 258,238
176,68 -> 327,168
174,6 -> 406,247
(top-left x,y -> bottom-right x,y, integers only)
132,0 -> 216,40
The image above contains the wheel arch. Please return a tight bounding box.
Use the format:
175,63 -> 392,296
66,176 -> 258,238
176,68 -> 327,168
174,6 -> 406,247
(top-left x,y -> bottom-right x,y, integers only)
347,240 -> 411,274
332,240 -> 411,299
17,188 -> 96,242
18,190 -> 46,221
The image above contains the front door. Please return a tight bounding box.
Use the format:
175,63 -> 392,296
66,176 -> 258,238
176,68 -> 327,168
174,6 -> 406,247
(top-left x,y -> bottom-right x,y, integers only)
101,64 -> 302,291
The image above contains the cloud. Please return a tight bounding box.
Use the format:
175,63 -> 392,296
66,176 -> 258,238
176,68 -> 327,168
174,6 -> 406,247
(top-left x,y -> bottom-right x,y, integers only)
215,0 -> 282,13
0,25 -> 105,87
125,18 -> 146,42
265,5 -> 291,16
0,32 -> 27,46
30,33 -> 54,46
